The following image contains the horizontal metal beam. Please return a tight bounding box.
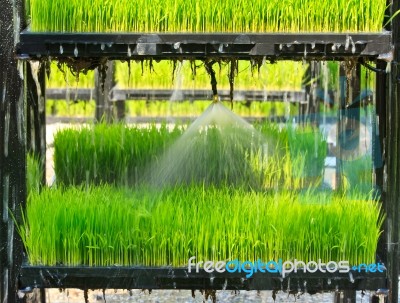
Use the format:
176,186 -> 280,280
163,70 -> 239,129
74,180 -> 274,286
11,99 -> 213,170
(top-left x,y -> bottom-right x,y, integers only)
46,88 -> 305,102
17,32 -> 392,61
19,265 -> 387,292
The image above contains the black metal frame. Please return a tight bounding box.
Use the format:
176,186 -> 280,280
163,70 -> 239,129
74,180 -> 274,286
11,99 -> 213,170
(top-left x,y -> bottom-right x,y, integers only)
17,32 -> 391,61
46,88 -> 306,102
19,266 -> 386,292
1,3 -> 399,303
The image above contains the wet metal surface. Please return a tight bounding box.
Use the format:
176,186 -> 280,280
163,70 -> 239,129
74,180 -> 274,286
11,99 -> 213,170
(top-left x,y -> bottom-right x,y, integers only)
16,32 -> 392,61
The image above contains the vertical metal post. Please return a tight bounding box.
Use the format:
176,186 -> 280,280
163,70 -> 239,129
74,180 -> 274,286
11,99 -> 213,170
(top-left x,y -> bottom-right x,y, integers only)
334,63 -> 361,303
95,60 -> 115,123
336,64 -> 346,190
115,100 -> 126,121
26,62 -> 46,186
336,63 -> 361,191
0,0 -> 27,303
300,61 -> 320,126
374,62 -> 387,195
375,61 -> 387,265
385,0 -> 400,300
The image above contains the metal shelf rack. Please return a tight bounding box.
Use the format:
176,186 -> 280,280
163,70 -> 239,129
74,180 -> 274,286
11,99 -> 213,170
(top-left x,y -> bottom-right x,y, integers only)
1,2 -> 399,301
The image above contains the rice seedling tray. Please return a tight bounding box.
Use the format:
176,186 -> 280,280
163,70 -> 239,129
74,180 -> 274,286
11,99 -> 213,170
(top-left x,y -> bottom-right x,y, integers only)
19,265 -> 387,292
46,88 -> 305,102
17,31 -> 392,61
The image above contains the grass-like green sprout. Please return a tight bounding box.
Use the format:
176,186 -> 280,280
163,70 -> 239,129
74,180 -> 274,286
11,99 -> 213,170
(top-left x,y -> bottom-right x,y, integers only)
53,117 -> 327,190
53,123 -> 183,186
46,60 -> 304,118
19,185 -> 384,267
113,61 -> 306,91
27,153 -> 43,194
28,0 -> 386,33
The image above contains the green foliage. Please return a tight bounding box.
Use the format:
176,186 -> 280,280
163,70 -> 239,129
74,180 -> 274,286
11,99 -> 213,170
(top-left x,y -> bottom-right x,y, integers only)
46,100 -> 96,117
47,62 -> 94,88
53,123 -> 183,186
341,155 -> 373,194
115,60 -> 305,91
19,185 -> 384,267
28,0 -> 386,33
27,153 -> 43,194
53,117 -> 327,189
46,100 -> 294,118
255,123 -> 327,189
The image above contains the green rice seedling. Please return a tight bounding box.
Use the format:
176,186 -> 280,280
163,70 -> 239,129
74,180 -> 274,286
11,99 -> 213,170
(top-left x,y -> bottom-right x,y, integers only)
341,155 -> 373,194
286,125 -> 327,186
143,101 -> 268,188
47,62 -> 95,89
28,0 -> 386,33
53,108 -> 327,190
253,123 -> 327,190
53,123 -> 183,186
46,99 -> 96,117
46,59 -> 303,118
46,99 -> 294,119
27,153 -> 43,194
19,185 -> 384,267
115,60 -> 305,91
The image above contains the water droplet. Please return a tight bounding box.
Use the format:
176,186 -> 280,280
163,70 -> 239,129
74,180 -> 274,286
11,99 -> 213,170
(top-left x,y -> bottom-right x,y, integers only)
173,282 -> 177,289
349,271 -> 354,283
17,97 -> 23,143
17,290 -> 28,299
3,175 -> 10,221
210,276 -> 215,285
127,45 -> 132,57
327,278 -> 331,285
332,44 -> 337,51
2,87 -> 6,104
60,44 -> 64,54
4,103 -> 10,157
222,279 -> 228,290
345,36 -> 350,50
107,43 -> 113,48
279,44 -> 283,50
174,42 -> 181,50
311,42 -> 316,49
101,44 -> 105,50
74,45 -> 78,57
219,44 -> 224,52
16,60 -> 24,80
86,170 -> 90,188
7,223 -> 14,264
